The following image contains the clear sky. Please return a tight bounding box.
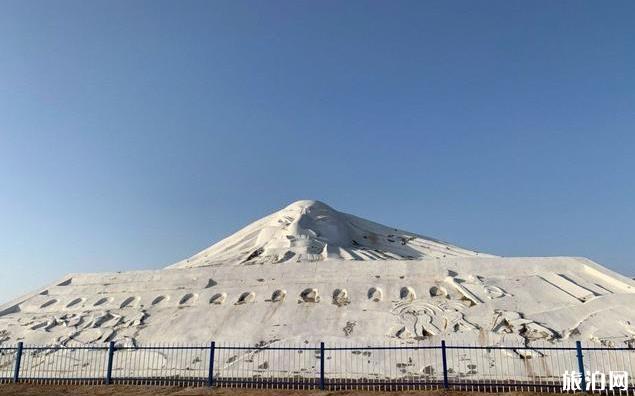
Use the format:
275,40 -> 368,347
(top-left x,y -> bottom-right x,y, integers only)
1,1 -> 634,303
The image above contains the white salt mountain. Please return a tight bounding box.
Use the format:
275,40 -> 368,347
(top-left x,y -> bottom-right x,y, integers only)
1,200 -> 634,351
170,200 -> 490,268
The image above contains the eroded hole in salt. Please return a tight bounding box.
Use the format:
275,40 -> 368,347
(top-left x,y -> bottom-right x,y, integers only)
271,289 -> 286,302
57,278 -> 72,286
236,291 -> 255,305
400,287 -> 416,301
243,247 -> 264,263
179,293 -> 196,305
65,298 -> 84,308
30,321 -> 47,331
152,296 -> 167,305
429,286 -> 448,297
94,297 -> 111,306
277,251 -> 296,263
332,289 -> 350,306
300,288 -> 319,303
40,299 -> 58,308
210,293 -> 226,305
367,287 -> 383,302
205,279 -> 217,288
120,297 -> 138,309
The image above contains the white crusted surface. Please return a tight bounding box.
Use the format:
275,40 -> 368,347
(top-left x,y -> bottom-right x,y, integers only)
1,201 -> 633,349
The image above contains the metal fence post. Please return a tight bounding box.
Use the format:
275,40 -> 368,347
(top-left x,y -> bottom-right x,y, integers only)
441,340 -> 449,389
208,341 -> 216,387
13,342 -> 23,383
576,341 -> 587,391
319,342 -> 325,390
105,341 -> 115,385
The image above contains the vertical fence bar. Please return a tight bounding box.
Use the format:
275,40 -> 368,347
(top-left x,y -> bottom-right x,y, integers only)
441,340 -> 449,389
105,341 -> 115,385
319,342 -> 325,390
12,342 -> 23,383
575,341 -> 586,391
208,341 -> 215,387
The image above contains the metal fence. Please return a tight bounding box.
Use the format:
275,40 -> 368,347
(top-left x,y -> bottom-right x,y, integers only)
0,340 -> 634,393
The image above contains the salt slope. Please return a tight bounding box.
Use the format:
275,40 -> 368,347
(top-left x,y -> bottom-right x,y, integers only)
0,257 -> 634,349
169,200 -> 491,268
1,200 -> 634,351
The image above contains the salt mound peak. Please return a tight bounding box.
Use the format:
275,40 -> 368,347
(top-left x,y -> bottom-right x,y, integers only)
168,199 -> 492,268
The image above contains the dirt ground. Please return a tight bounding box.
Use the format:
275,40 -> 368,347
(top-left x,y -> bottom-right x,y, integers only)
0,384 -> 554,396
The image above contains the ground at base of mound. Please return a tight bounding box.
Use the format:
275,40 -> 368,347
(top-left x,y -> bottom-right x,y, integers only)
0,384 -> 565,396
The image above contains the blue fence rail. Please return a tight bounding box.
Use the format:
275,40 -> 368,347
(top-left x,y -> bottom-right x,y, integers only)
0,340 -> 634,393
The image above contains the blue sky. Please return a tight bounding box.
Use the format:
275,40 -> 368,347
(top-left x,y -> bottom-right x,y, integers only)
1,1 -> 634,303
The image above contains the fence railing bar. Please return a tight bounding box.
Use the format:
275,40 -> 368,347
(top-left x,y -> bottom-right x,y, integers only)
12,342 -> 23,383
447,381 -> 568,388
576,340 -> 587,391
326,380 -> 444,386
105,341 -> 114,385
16,376 -> 107,381
441,340 -> 449,389
112,346 -> 210,351
324,345 -> 440,350
319,342 -> 325,390
207,341 -> 215,387
21,346 -> 109,351
581,347 -> 635,351
214,378 -> 316,386
2,339 -> 633,391
214,346 -> 318,351
110,376 -> 207,382
445,345 -> 579,351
